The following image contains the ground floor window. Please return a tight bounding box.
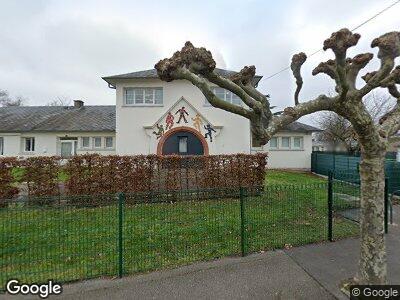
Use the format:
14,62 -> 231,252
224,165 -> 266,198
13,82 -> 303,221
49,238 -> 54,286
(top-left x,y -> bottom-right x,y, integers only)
178,136 -> 188,154
105,137 -> 113,148
24,137 -> 35,152
293,137 -> 303,149
0,137 -> 3,155
81,137 -> 90,148
60,137 -> 78,158
93,137 -> 102,148
269,137 -> 278,149
264,136 -> 304,150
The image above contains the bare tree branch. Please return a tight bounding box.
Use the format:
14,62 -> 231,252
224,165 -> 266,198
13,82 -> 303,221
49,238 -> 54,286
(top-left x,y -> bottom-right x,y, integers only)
175,67 -> 254,119
323,29 -> 360,97
359,32 -> 400,96
290,52 -> 307,105
265,94 -> 334,138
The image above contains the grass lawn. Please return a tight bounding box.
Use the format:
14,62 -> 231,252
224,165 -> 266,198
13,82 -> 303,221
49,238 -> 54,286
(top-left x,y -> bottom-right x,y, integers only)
265,169 -> 326,185
0,170 -> 359,287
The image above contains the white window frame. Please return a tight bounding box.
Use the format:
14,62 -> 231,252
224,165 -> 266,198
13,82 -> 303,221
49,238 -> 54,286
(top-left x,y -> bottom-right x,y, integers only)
178,136 -> 188,154
105,136 -> 114,149
205,87 -> 243,106
292,136 -> 304,150
281,137 -> 291,149
0,137 -> 3,155
269,137 -> 278,149
24,137 -> 35,152
93,137 -> 102,148
81,137 -> 91,149
60,140 -> 77,158
124,87 -> 163,106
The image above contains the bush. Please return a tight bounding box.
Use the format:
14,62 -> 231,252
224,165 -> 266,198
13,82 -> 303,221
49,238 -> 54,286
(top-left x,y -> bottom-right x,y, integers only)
0,158 -> 19,206
0,153 -> 268,204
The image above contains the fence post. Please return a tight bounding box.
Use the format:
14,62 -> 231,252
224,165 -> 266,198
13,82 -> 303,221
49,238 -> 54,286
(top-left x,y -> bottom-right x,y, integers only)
239,187 -> 247,257
332,153 -> 336,173
118,192 -> 125,278
328,171 -> 333,242
384,178 -> 389,234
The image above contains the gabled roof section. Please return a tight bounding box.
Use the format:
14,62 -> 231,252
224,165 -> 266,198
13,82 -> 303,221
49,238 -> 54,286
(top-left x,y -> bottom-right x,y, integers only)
280,121 -> 321,132
144,97 -> 221,129
0,106 -> 116,133
102,68 -> 263,87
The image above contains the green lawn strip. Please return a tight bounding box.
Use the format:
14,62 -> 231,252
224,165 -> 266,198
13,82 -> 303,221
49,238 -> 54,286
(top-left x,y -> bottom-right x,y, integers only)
265,170 -> 326,185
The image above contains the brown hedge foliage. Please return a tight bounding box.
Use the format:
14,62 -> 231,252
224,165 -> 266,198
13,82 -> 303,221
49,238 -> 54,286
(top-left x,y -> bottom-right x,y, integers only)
64,153 -> 267,195
0,154 -> 267,202
0,157 -> 19,205
21,156 -> 61,197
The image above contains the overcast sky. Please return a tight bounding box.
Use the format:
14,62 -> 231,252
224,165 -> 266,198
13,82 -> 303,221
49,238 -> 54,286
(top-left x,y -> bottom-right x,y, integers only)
0,0 -> 399,124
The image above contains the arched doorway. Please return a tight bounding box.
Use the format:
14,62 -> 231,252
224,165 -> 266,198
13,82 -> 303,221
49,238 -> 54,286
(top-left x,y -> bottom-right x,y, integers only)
157,127 -> 209,155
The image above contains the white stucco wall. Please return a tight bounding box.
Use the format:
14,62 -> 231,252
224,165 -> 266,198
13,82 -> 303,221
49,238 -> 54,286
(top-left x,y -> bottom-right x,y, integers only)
252,132 -> 313,169
0,132 -> 116,157
115,78 -> 251,155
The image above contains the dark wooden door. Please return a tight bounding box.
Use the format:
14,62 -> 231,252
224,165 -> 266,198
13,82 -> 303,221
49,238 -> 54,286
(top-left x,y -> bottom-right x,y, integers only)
162,131 -> 204,155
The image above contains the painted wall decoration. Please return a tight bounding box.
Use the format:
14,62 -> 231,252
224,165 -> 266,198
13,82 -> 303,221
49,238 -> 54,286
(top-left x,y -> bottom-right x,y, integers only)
166,112 -> 175,130
192,113 -> 203,132
152,124 -> 164,139
204,124 -> 216,142
175,106 -> 189,124
145,97 -> 222,153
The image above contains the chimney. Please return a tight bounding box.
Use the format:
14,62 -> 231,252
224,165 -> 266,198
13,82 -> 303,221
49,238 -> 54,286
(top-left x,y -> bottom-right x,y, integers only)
74,100 -> 84,108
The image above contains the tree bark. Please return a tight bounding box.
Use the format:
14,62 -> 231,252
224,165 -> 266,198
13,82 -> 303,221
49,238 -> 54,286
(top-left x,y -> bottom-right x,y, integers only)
357,150 -> 387,284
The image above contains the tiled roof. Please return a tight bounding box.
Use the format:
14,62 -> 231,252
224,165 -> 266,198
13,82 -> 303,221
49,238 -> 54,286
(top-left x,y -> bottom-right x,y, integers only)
282,121 -> 321,132
0,105 -> 115,132
102,68 -> 263,85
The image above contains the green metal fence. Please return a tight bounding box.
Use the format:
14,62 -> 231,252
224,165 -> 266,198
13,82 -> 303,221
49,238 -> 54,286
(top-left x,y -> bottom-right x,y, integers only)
311,151 -> 400,194
330,173 -> 391,240
0,184 -> 360,290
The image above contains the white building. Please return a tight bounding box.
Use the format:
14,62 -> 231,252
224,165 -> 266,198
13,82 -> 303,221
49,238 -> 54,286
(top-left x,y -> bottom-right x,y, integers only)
0,68 -> 319,169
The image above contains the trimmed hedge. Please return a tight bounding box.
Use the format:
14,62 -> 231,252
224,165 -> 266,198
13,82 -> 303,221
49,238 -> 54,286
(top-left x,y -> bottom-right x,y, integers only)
0,158 -> 19,206
0,154 -> 267,201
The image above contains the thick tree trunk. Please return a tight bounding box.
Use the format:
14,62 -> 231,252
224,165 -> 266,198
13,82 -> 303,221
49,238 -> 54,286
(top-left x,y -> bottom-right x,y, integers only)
357,151 -> 387,284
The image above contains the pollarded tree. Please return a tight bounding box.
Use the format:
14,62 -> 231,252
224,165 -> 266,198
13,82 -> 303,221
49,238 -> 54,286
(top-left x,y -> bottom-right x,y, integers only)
155,28 -> 400,285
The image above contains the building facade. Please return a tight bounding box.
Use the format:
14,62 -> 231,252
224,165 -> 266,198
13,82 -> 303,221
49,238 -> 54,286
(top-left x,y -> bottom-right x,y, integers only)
0,68 -> 319,169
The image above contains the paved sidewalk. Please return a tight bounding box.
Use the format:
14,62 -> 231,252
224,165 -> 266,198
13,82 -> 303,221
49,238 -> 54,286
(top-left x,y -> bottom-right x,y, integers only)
54,251 -> 333,300
285,205 -> 400,300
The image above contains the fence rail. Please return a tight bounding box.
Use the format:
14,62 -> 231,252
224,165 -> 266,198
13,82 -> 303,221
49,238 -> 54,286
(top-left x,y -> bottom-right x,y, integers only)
0,182 -> 388,290
311,151 -> 400,194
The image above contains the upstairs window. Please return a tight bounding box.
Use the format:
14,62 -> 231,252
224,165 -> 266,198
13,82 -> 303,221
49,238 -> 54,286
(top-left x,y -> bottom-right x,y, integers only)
24,137 -> 35,152
125,88 -> 163,105
205,87 -> 243,106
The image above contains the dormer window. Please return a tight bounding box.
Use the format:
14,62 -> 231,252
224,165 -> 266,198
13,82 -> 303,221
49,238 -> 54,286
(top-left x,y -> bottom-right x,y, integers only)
205,87 -> 243,106
124,88 -> 163,106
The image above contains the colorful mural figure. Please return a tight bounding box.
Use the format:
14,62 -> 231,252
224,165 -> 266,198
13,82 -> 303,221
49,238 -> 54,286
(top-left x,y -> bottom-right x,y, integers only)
165,112 -> 174,130
204,124 -> 216,142
152,124 -> 164,139
191,113 -> 203,132
175,106 -> 189,124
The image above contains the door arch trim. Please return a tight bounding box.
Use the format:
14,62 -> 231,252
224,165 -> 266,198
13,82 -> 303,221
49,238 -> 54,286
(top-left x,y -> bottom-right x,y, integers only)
157,126 -> 209,155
